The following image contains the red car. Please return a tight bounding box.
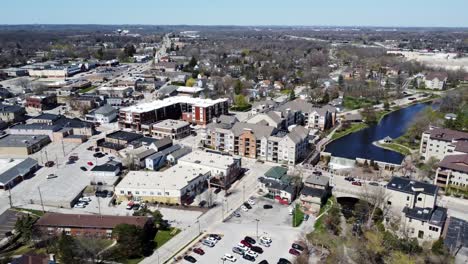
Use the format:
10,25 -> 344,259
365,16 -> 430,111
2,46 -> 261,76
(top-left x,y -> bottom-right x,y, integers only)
87,161 -> 94,166
289,248 -> 300,256
352,181 -> 362,186
240,240 -> 252,248
193,248 -> 205,255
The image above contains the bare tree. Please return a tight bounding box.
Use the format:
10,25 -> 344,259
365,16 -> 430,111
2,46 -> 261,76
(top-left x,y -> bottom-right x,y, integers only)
358,185 -> 390,229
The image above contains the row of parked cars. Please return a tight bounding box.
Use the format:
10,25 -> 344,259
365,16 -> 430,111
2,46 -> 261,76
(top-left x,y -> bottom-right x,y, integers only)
183,234 -> 222,263
73,196 -> 91,208
230,235 -> 272,262
344,177 -> 382,187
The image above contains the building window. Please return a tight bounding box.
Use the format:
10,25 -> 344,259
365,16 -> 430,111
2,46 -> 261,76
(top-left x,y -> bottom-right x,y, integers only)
387,201 -> 392,205
409,218 -> 412,223
135,191 -> 140,195
120,190 -> 124,194
417,197 -> 422,201
406,196 -> 410,201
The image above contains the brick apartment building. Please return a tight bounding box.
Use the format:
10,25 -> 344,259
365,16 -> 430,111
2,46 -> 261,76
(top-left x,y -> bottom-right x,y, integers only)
118,96 -> 229,131
35,213 -> 152,239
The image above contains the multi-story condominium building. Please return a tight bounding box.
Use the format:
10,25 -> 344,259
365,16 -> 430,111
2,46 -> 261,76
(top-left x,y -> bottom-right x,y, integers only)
423,72 -> 448,90
419,127 -> 468,161
0,104 -> 26,123
277,99 -> 337,131
118,96 -> 229,131
434,154 -> 468,189
203,121 -> 309,165
151,119 -> 191,140
386,177 -> 446,241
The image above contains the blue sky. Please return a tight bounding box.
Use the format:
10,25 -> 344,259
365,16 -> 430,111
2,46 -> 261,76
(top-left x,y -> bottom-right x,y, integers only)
1,0 -> 467,27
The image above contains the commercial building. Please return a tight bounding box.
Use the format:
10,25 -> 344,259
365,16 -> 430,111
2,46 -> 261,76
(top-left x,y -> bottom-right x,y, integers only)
35,213 -> 152,239
151,119 -> 191,139
178,150 -> 242,189
115,165 -> 211,205
258,166 -> 300,204
0,104 -> 26,123
97,86 -> 134,98
0,158 -> 39,190
86,105 -> 118,124
299,174 -> 331,215
420,127 -> 468,161
386,176 -> 446,241
0,135 -> 51,156
118,96 -> 229,131
96,130 -> 144,154
28,65 -> 82,78
25,94 -> 57,111
144,144 -> 182,171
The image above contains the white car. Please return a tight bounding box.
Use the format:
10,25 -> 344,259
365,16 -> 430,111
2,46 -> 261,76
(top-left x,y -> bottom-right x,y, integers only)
259,240 -> 271,247
221,254 -> 237,262
46,174 -> 57,179
245,250 -> 258,258
247,198 -> 255,205
236,244 -> 249,252
73,202 -> 86,208
240,205 -> 249,212
260,236 -> 272,244
207,237 -> 218,243
79,197 -> 92,202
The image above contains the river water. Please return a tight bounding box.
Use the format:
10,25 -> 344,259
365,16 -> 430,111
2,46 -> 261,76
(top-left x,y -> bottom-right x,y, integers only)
324,103 -> 430,164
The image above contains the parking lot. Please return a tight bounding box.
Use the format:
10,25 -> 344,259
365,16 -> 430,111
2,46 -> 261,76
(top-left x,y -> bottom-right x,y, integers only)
178,197 -> 315,264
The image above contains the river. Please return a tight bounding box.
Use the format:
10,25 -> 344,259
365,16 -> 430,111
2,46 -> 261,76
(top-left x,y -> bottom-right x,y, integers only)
324,102 -> 430,164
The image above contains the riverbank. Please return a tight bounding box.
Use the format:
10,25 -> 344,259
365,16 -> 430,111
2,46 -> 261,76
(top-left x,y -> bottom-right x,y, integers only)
373,140 -> 412,156
331,122 -> 368,140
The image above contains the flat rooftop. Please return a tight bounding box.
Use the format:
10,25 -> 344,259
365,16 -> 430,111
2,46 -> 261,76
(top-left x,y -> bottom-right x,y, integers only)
153,119 -> 190,130
120,96 -> 228,114
116,165 -> 210,191
0,158 -> 24,174
178,150 -> 238,170
0,135 -> 50,148
176,86 -> 204,94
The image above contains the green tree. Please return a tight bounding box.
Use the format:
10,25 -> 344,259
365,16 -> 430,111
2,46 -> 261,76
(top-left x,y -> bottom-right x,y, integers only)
383,101 -> 390,111
361,106 -> 378,124
188,56 -> 197,68
431,238 -> 448,255
95,48 -> 104,60
338,75 -> 345,89
234,80 -> 243,95
234,94 -> 248,107
123,44 -> 136,58
57,233 -> 79,264
113,224 -> 145,258
289,89 -> 296,101
185,78 -> 196,87
14,215 -> 36,243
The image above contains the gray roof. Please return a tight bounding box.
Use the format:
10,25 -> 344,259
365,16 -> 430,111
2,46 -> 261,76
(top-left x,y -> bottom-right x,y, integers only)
218,115 -> 238,125
231,122 -> 276,138
107,130 -> 142,142
168,146 -> 192,160
0,158 -> 38,185
252,99 -> 277,109
134,148 -> 157,160
403,206 -> 446,227
444,217 -> 468,253
0,104 -> 24,114
301,186 -> 326,198
305,175 -> 329,187
266,112 -> 283,124
146,144 -> 182,160
0,135 -> 50,148
157,85 -> 179,96
95,104 -> 117,115
10,124 -> 61,132
154,137 -> 172,149
386,176 -> 438,196
91,163 -> 120,172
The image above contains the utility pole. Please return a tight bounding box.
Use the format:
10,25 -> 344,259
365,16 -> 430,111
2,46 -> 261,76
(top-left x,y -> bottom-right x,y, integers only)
97,196 -> 101,216
38,187 -> 45,213
243,184 -> 245,202
44,150 -> 49,162
61,140 -> 65,157
7,188 -> 12,208
196,219 -> 201,234
255,219 -> 259,240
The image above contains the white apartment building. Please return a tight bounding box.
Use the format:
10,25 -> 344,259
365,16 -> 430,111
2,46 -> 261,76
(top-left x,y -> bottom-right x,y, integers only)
385,177 -> 446,241
423,72 -> 448,90
419,127 -> 468,161
434,154 -> 468,188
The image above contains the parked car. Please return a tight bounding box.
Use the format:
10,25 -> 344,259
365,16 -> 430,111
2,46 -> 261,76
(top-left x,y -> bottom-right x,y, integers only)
107,191 -> 114,198
250,246 -> 263,254
313,170 -> 322,175
232,247 -> 244,255
46,174 -> 57,179
292,243 -> 305,251
221,254 -> 237,262
240,205 -> 249,212
243,202 -> 252,209
236,244 -> 249,252
133,204 -> 140,211
209,234 -> 222,240
183,255 -> 197,263
244,236 -> 256,245
243,254 -> 255,262
352,181 -> 362,186
245,250 -> 258,258
73,202 -> 86,208
202,239 -> 216,247
259,240 -> 271,247
126,202 -> 135,210
368,182 -> 379,186
80,166 -> 87,171
260,236 -> 272,244
258,260 -> 269,264
198,200 -> 207,207
289,248 -> 300,256
233,211 -> 241,217
207,236 -> 218,243
277,258 -> 291,264
263,204 -> 273,209
79,197 -> 91,203
344,176 -> 355,182
45,161 -> 54,167
214,188 -> 222,194
240,240 -> 252,248
193,248 -> 205,255
87,161 -> 94,166
247,198 -> 255,205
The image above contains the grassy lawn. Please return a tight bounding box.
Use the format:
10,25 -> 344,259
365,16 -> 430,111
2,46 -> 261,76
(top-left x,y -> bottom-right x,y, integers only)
122,258 -> 144,264
230,104 -> 252,112
332,122 -> 368,140
12,207 -> 45,217
343,96 -> 378,110
445,185 -> 468,198
314,197 -> 335,233
280,89 -> 292,95
377,142 -> 412,156
292,204 -> 304,227
155,227 -> 181,248
78,85 -> 97,93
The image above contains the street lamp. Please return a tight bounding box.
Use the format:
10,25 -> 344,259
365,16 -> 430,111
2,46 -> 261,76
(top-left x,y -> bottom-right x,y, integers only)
255,219 -> 260,240
195,219 -> 201,235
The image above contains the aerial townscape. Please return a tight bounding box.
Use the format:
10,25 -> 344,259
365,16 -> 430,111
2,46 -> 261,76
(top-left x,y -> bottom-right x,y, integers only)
0,2 -> 467,264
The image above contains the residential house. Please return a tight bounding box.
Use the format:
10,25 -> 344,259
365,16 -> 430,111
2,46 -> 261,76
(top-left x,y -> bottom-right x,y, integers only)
300,174 -> 331,214
424,72 -> 448,90
86,105 -> 118,124
434,154 -> 468,189
144,145 -> 182,171
420,127 -> 468,161
258,166 -> 301,204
